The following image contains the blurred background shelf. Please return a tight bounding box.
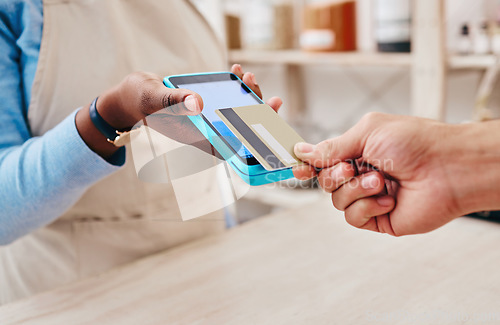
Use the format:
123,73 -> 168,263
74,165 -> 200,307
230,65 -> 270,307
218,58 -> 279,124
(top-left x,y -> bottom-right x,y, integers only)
448,54 -> 499,69
198,0 -> 500,122
231,50 -> 500,71
229,50 -> 412,67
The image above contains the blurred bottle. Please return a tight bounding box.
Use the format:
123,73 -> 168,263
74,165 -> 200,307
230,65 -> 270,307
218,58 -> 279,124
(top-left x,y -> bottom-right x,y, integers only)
490,10 -> 500,55
274,1 -> 295,49
374,0 -> 411,52
492,27 -> 500,55
241,0 -> 294,50
457,23 -> 472,55
356,0 -> 375,52
225,1 -> 242,50
225,14 -> 241,50
241,0 -> 274,50
300,0 -> 357,52
474,20 -> 491,54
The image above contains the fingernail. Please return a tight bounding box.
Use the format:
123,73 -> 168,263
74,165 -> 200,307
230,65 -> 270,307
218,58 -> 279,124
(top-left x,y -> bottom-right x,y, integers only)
377,196 -> 393,207
250,73 -> 257,85
295,142 -> 314,154
361,174 -> 379,189
184,95 -> 199,112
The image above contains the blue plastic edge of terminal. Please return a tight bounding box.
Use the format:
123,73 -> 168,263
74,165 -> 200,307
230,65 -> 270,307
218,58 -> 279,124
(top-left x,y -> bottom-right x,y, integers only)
163,72 -> 294,186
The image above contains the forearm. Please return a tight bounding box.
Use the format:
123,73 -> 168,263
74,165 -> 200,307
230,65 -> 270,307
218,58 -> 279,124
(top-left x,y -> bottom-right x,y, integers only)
442,120 -> 500,215
0,111 -> 124,245
75,85 -> 133,160
75,101 -> 121,160
74,77 -> 165,159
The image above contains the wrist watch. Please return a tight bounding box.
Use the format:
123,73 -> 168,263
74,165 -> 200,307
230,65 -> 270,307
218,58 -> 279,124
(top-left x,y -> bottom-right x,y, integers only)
88,97 -> 134,147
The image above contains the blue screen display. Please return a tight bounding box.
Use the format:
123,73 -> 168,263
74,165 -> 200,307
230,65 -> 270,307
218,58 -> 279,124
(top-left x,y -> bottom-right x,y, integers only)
177,80 -> 261,159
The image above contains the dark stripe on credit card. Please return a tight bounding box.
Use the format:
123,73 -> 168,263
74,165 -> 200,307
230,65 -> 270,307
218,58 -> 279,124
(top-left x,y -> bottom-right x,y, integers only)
218,108 -> 285,169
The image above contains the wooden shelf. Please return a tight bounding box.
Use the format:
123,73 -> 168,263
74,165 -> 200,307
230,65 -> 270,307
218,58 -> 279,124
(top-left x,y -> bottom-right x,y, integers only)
229,49 -> 412,67
448,54 -> 499,70
230,50 -> 500,71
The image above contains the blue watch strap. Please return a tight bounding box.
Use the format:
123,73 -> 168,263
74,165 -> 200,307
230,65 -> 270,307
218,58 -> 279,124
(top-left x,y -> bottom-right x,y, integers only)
89,97 -> 119,141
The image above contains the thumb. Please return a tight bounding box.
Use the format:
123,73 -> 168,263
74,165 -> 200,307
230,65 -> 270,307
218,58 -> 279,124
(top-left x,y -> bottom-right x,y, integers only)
158,87 -> 204,116
294,129 -> 365,168
140,78 -> 204,116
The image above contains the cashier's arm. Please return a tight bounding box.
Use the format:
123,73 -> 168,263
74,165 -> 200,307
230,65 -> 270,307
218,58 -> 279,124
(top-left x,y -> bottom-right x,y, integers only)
293,113 -> 500,236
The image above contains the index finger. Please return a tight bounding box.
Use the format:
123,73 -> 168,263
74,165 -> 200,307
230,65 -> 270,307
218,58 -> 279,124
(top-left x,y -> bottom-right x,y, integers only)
292,164 -> 318,180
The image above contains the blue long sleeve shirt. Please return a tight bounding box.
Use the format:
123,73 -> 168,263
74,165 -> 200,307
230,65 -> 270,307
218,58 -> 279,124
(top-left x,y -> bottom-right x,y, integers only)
0,0 -> 124,245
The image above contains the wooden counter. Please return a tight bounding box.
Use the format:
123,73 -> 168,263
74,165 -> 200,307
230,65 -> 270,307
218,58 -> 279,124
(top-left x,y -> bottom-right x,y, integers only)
2,198 -> 500,324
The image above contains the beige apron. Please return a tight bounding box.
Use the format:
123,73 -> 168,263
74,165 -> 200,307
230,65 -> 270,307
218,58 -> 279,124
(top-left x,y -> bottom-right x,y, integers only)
0,0 -> 227,304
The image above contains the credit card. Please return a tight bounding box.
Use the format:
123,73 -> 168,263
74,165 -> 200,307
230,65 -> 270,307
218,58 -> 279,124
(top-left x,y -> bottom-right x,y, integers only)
216,104 -> 305,171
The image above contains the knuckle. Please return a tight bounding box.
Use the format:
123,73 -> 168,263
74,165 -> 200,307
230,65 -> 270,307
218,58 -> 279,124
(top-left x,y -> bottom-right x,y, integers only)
360,112 -> 386,128
331,193 -> 345,211
344,209 -> 360,228
362,111 -> 382,121
135,71 -> 155,79
162,93 -> 174,109
323,140 -> 336,155
339,162 -> 356,181
326,165 -> 350,189
344,203 -> 368,228
356,199 -> 371,217
124,71 -> 148,85
362,173 -> 383,192
315,140 -> 338,163
318,175 -> 333,193
121,74 -> 137,89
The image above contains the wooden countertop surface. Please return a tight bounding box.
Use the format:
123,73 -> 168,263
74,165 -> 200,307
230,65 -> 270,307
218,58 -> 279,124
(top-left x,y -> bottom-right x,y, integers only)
2,197 -> 500,324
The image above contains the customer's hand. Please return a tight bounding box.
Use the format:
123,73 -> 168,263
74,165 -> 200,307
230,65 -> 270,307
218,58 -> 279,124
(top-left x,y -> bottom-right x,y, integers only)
76,67 -> 281,159
293,112 -> 500,236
